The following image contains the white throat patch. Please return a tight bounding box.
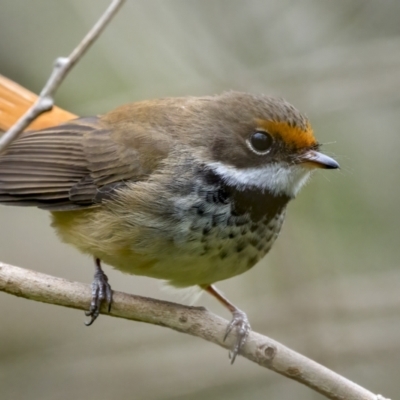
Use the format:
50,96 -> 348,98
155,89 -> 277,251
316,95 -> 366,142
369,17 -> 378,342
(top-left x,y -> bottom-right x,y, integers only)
208,162 -> 312,198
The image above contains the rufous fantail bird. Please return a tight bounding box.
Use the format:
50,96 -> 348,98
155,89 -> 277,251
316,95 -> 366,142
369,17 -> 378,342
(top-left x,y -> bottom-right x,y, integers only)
0,81 -> 339,362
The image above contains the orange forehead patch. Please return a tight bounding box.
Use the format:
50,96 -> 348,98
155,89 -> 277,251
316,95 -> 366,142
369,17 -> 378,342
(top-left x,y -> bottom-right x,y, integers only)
257,119 -> 316,149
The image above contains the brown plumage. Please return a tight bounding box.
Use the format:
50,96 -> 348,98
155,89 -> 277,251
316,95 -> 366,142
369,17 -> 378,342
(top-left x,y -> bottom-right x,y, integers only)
0,115 -> 166,209
0,92 -> 315,210
0,91 -> 339,362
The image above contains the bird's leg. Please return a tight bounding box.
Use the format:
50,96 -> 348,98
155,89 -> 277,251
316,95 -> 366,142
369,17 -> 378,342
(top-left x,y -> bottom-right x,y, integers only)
85,258 -> 113,326
203,284 -> 251,364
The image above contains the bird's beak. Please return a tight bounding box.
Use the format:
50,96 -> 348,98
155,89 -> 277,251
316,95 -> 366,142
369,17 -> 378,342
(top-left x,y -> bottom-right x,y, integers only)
300,150 -> 339,169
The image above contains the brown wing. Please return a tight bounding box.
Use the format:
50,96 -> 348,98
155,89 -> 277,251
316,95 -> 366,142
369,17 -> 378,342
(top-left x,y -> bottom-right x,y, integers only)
0,115 -> 169,211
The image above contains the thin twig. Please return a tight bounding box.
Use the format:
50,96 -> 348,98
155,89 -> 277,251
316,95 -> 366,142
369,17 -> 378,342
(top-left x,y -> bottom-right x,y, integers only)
0,3 -> 392,399
0,0 -> 126,154
0,262 -> 390,400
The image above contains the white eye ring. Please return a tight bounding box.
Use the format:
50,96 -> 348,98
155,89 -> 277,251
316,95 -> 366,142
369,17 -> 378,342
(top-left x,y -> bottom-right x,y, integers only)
246,130 -> 273,155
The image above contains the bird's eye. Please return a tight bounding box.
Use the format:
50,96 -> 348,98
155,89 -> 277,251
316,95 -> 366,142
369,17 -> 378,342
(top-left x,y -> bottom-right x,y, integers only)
247,131 -> 273,155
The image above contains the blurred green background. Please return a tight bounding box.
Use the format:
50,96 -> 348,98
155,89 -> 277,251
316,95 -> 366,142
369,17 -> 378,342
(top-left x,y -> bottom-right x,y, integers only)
0,1 -> 399,399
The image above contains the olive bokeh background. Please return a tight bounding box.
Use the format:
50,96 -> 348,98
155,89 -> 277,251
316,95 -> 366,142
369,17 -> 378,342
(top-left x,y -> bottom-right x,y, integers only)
1,1 -> 399,399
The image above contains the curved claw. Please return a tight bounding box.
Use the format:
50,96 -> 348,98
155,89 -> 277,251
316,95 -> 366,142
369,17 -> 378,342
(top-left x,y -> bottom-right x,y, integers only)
203,285 -> 251,364
84,313 -> 98,327
224,309 -> 251,364
85,259 -> 113,326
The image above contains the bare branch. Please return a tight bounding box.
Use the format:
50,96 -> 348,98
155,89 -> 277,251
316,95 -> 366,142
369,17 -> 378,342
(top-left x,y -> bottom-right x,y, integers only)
0,262 -> 390,400
0,0 -> 126,154
0,4 -> 392,400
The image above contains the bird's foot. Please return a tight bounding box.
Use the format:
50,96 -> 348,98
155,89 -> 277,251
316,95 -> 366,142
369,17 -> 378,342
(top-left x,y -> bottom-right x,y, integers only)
203,285 -> 251,364
85,259 -> 113,326
224,309 -> 251,364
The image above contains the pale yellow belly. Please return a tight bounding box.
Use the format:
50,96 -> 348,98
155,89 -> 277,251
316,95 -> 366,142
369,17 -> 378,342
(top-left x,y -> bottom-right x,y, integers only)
51,205 -> 286,287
